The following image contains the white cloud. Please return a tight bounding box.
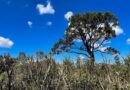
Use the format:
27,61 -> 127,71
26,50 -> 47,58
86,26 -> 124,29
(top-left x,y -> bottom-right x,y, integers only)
79,55 -> 85,60
98,23 -> 123,35
99,47 -> 108,52
127,38 -> 130,44
36,1 -> 55,15
0,36 -> 14,48
98,46 -> 111,52
64,11 -> 73,21
73,39 -> 82,42
109,23 -> 124,35
47,21 -> 52,26
94,43 -> 100,48
112,26 -> 123,35
104,40 -> 111,44
27,21 -> 33,28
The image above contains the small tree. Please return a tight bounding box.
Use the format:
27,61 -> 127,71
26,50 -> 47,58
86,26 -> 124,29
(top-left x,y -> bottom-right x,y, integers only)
52,12 -> 119,66
0,55 -> 15,90
36,51 -> 45,61
18,52 -> 26,62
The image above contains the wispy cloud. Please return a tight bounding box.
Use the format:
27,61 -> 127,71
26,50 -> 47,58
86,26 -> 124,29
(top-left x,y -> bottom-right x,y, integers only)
23,4 -> 29,8
6,1 -> 11,5
64,11 -> 73,21
73,39 -> 82,42
27,21 -> 33,28
127,38 -> 130,44
0,36 -> 14,48
36,1 -> 55,15
46,21 -> 52,26
104,40 -> 111,44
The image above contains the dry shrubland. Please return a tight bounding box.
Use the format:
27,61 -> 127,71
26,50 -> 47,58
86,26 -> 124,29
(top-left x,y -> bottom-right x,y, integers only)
0,53 -> 130,90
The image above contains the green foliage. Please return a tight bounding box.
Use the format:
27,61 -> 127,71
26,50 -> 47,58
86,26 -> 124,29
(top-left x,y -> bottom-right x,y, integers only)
52,12 -> 119,66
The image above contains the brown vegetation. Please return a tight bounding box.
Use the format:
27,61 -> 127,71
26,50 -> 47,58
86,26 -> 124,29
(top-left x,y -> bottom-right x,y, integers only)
0,53 -> 130,90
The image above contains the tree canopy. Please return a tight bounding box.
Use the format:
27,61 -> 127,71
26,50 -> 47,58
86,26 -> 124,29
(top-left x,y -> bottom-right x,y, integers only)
52,12 -> 119,65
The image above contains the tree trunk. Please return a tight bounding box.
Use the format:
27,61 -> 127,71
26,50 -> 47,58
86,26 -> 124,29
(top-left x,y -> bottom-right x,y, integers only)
89,51 -> 95,75
90,52 -> 95,66
8,75 -> 12,90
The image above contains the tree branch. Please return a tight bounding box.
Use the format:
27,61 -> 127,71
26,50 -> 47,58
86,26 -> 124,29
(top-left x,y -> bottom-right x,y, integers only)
66,51 -> 90,58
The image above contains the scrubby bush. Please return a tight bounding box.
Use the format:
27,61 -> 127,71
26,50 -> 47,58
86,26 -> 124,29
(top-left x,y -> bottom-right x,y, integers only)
0,53 -> 130,90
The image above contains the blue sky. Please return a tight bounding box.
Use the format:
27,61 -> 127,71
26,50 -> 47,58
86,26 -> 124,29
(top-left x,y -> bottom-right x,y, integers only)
0,0 -> 130,60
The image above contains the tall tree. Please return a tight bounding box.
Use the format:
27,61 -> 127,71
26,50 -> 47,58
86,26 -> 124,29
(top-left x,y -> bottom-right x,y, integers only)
52,12 -> 119,65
